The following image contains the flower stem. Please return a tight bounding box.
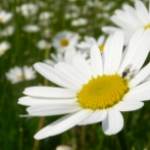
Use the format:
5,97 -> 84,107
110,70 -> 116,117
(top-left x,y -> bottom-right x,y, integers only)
32,117 -> 45,150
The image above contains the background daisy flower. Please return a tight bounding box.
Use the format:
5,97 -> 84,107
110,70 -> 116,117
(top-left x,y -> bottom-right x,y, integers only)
0,41 -> 10,56
0,10 -> 13,24
52,31 -> 79,52
103,0 -> 150,43
77,36 -> 106,53
19,30 -> 150,140
6,66 -> 36,84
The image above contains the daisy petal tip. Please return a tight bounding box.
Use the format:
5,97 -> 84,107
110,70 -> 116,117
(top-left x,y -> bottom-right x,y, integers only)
34,133 -> 43,140
18,96 -> 29,106
103,128 -> 122,136
139,102 -> 144,109
23,88 -> 28,95
33,62 -> 43,70
22,87 -> 34,96
18,97 -> 24,105
34,129 -> 51,140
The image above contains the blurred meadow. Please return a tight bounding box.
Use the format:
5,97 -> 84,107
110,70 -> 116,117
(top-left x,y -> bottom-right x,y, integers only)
0,0 -> 150,150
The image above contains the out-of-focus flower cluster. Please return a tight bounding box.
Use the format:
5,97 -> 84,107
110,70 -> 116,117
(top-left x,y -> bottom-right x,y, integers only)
3,0 -> 116,84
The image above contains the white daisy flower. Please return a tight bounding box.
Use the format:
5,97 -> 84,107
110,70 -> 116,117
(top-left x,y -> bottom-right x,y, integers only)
6,66 -> 36,84
45,47 -> 82,66
71,18 -> 88,27
6,67 -> 23,84
37,40 -> 51,50
52,31 -> 79,52
23,24 -> 40,33
0,10 -> 12,24
18,31 -> 150,140
23,66 -> 36,81
0,26 -> 15,37
17,3 -> 39,18
65,12 -> 79,20
39,12 -> 51,21
0,41 -> 10,56
77,36 -> 105,53
39,12 -> 51,27
103,0 -> 150,42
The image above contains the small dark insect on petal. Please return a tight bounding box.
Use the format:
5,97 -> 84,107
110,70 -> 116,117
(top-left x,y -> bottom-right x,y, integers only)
122,68 -> 130,78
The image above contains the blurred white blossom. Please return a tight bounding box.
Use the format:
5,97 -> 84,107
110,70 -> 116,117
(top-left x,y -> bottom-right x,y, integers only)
0,26 -> 14,37
56,145 -> 72,150
0,10 -> 13,24
37,40 -> 51,50
23,66 -> 36,81
65,12 -> 79,19
52,31 -> 79,52
39,12 -> 51,21
45,47 -> 78,65
17,3 -> 39,18
23,24 -> 40,33
39,11 -> 51,26
0,41 -> 10,56
6,66 -> 36,84
71,18 -> 88,27
78,36 -> 105,52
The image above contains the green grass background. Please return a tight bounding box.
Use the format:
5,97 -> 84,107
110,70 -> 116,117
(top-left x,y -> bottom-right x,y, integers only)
0,0 -> 150,149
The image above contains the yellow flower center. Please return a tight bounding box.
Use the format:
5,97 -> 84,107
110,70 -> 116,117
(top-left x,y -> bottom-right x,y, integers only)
144,23 -> 150,30
60,38 -> 69,47
98,44 -> 105,52
77,74 -> 129,110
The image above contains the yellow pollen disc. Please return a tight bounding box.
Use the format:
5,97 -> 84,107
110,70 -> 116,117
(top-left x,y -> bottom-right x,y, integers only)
60,38 -> 69,47
77,75 -> 129,110
99,44 -> 105,52
144,23 -> 150,30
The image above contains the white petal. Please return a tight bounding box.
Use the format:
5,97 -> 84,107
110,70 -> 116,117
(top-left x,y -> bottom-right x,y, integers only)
102,109 -> 124,135
78,110 -> 107,125
18,96 -> 76,106
129,63 -> 150,87
64,48 -> 77,63
115,100 -> 144,112
97,36 -> 105,44
104,31 -> 124,74
135,0 -> 149,24
149,0 -> 150,14
23,86 -> 75,98
54,62 -> 87,88
122,4 -> 142,27
34,110 -> 92,139
34,63 -> 75,89
90,45 -> 103,77
111,15 -> 132,30
115,10 -> 138,29
102,26 -> 119,34
72,55 -> 92,80
124,80 -> 150,102
27,105 -> 80,116
119,30 -> 150,73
